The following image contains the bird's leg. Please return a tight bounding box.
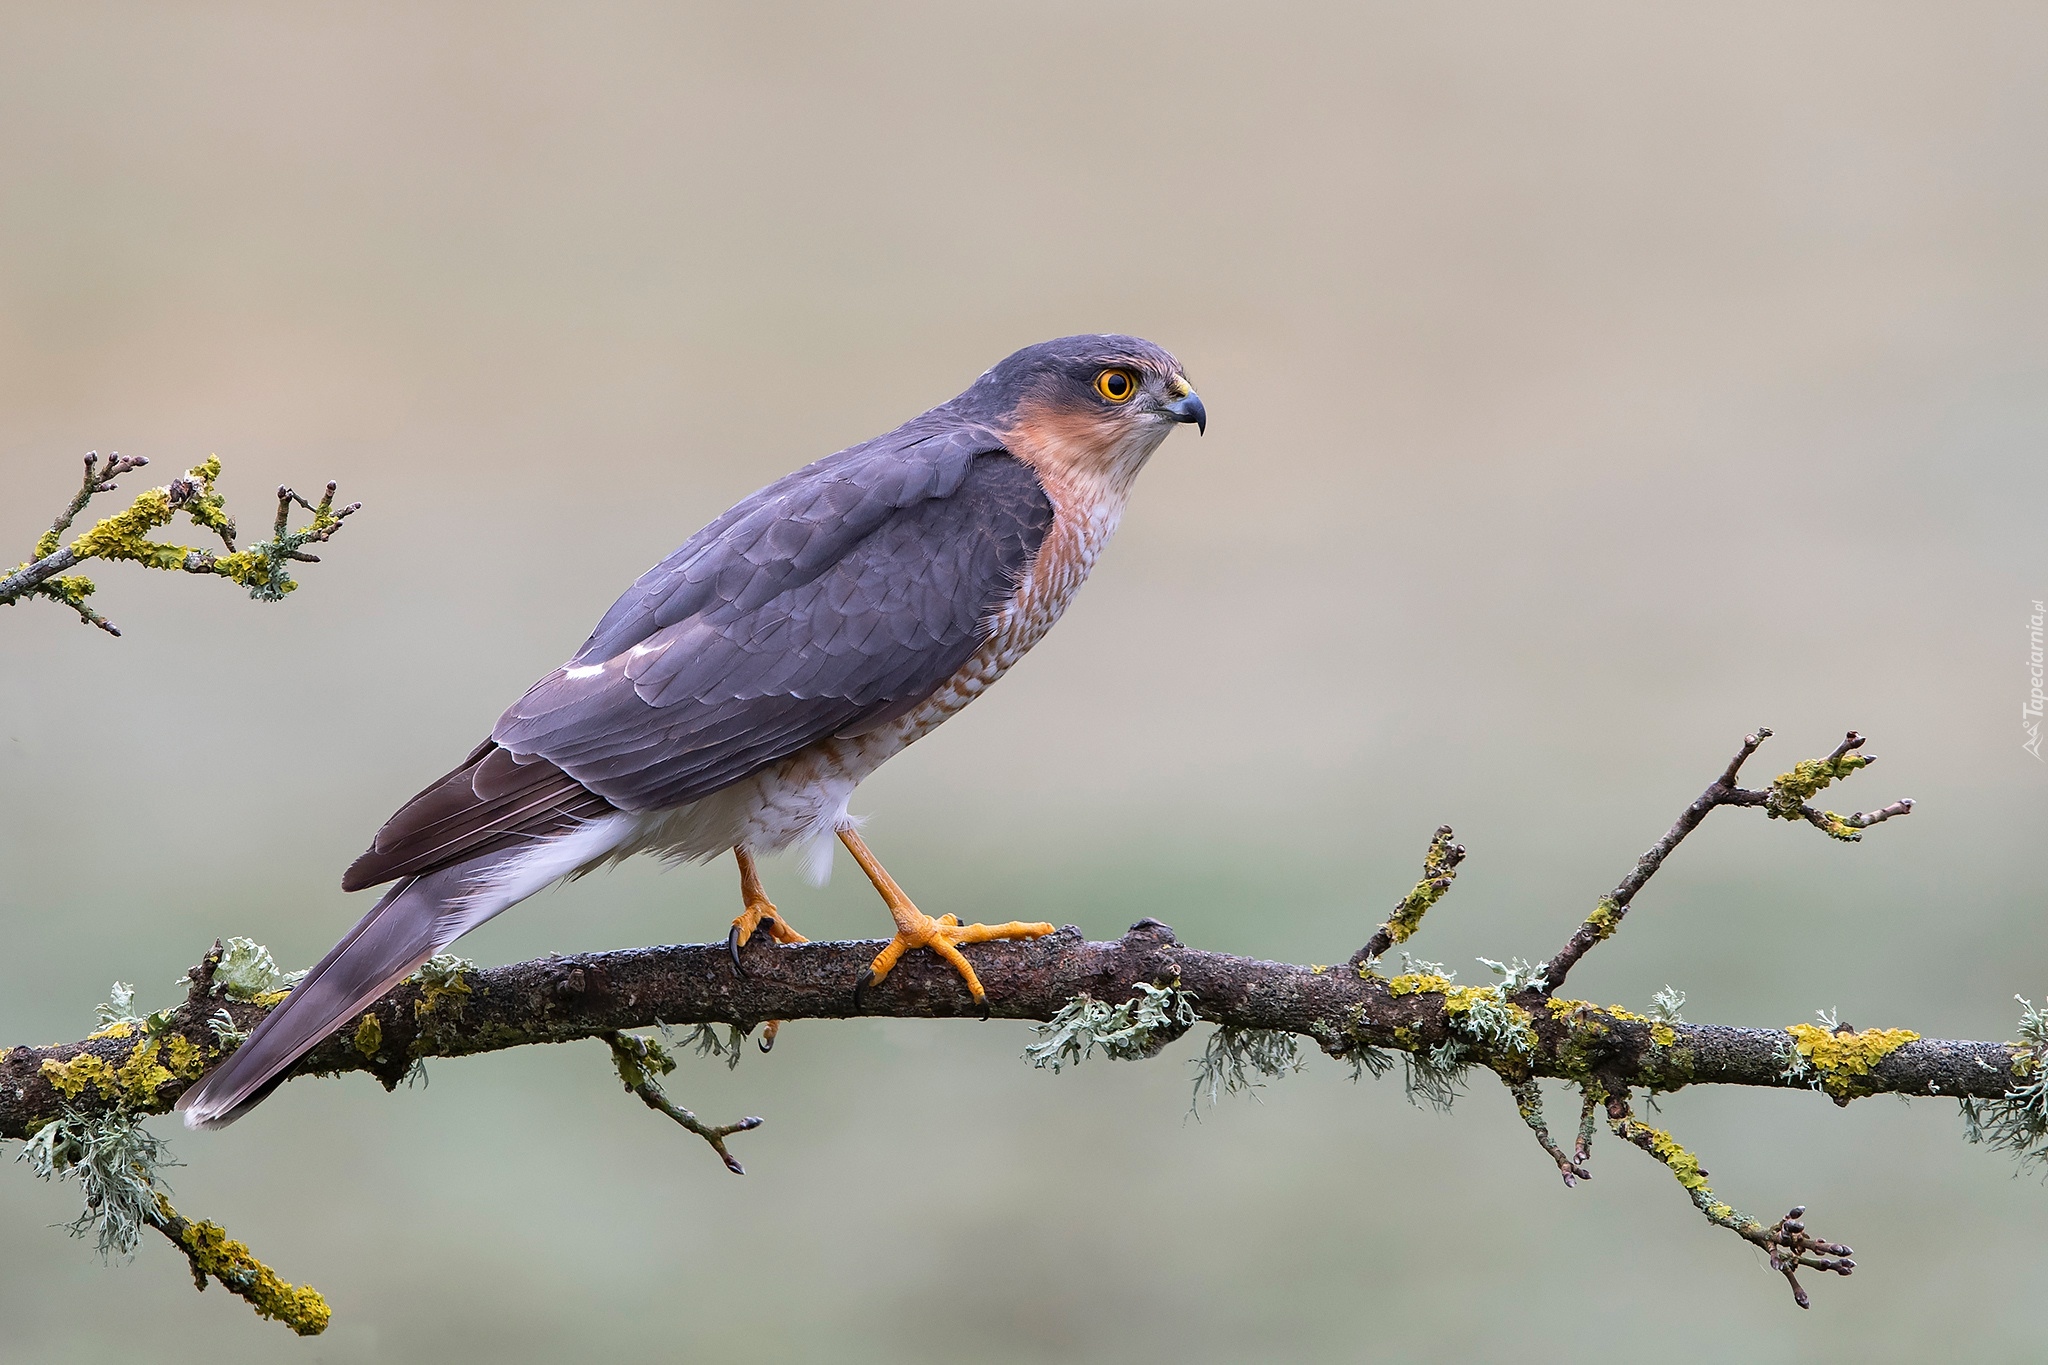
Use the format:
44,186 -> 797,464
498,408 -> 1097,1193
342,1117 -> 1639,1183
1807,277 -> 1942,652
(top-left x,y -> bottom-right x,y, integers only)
727,846 -> 806,1051
727,846 -> 808,958
837,827 -> 1053,1013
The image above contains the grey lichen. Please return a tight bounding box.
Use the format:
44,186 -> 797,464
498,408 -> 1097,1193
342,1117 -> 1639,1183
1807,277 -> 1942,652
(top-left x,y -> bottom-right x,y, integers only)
1959,996 -> 2048,1172
1189,1026 -> 1305,1114
16,1109 -> 180,1260
657,1021 -> 746,1072
211,938 -> 305,1002
1651,985 -> 1688,1024
1403,1041 -> 1473,1112
93,981 -> 175,1037
1024,982 -> 1196,1073
1478,956 -> 1549,995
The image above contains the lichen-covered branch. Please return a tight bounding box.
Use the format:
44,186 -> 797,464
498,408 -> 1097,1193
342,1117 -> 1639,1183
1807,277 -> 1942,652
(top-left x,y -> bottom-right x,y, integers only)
1,730 -> 2021,1326
605,1030 -> 762,1174
1351,825 -> 1465,967
2,451 -> 359,635
1544,728 -> 1912,989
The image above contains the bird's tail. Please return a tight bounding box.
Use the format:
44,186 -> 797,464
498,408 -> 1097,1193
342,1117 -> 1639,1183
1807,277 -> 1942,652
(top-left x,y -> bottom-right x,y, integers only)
177,814 -> 635,1128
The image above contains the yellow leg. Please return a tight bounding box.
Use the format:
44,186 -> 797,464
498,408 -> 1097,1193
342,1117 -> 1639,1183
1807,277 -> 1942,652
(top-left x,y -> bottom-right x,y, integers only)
837,827 -> 1053,1011
727,847 -> 807,1051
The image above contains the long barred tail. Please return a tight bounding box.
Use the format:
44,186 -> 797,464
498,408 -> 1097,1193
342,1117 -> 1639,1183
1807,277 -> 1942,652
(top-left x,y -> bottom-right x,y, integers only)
177,813 -> 635,1128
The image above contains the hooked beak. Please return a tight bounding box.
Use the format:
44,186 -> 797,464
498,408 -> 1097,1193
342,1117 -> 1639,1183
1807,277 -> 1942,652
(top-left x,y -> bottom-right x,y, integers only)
1163,390 -> 1207,435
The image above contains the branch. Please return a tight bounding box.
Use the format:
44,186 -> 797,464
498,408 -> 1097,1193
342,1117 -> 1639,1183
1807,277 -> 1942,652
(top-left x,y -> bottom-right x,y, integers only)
2,730 -> 2014,1328
2,452 -> 359,634
1544,728 -> 1911,989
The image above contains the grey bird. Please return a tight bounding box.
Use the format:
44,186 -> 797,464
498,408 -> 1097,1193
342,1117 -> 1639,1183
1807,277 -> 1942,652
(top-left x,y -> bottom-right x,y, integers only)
177,334 -> 1206,1128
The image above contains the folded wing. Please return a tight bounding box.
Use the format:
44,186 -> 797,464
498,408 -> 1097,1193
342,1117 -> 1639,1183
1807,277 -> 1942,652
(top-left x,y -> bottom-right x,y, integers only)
343,426 -> 1052,891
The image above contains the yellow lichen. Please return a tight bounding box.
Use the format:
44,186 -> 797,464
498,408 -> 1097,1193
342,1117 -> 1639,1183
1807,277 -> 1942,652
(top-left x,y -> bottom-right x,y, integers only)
251,989 -> 291,1008
173,1212 -> 331,1336
1640,1123 -> 1709,1190
414,970 -> 472,1020
114,1037 -> 175,1099
1585,897 -> 1621,942
353,1013 -> 383,1059
85,1021 -> 136,1041
41,1036 -> 196,1104
41,1053 -> 115,1101
1786,1022 -> 1920,1100
1387,973 -> 1455,997
164,1034 -> 205,1078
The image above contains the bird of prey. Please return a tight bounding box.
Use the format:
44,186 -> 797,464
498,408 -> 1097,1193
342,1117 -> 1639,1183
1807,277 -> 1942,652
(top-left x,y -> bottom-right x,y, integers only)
177,333 -> 1205,1129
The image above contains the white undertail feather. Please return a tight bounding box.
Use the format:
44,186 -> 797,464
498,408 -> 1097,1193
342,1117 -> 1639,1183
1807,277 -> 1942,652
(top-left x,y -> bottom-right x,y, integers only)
448,811 -> 642,936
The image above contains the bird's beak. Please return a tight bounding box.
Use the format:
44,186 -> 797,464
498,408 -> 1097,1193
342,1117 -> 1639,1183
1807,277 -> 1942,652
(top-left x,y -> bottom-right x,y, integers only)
1164,390 -> 1207,435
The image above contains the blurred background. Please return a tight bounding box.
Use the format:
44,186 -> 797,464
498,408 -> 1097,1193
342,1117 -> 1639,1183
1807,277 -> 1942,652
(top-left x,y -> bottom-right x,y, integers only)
3,3 -> 2045,1360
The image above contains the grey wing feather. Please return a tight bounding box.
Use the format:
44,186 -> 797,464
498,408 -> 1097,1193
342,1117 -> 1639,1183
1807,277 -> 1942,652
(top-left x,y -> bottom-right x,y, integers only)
343,419 -> 1051,890
494,437 -> 1052,810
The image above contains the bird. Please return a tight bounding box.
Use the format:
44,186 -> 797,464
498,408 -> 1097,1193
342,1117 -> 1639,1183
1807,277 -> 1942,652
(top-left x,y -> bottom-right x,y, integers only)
176,333 -> 1206,1129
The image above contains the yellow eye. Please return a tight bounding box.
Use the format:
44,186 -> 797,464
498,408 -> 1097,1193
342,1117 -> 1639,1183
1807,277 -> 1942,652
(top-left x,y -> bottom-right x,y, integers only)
1094,368 -> 1138,403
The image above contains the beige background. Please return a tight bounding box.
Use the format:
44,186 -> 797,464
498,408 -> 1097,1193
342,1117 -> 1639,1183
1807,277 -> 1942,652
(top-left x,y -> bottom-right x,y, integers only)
3,4 -> 2045,1361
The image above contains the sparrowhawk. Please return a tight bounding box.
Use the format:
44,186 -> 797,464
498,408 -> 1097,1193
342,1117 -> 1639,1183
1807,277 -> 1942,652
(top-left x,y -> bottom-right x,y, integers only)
178,334 -> 1206,1128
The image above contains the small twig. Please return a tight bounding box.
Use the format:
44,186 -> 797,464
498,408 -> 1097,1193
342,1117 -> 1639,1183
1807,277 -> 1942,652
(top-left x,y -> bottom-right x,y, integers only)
1544,730 -> 1771,988
1545,730 -> 1912,990
1351,826 -> 1465,968
149,1197 -> 330,1336
1506,1078 -> 1591,1186
1603,1090 -> 1852,1309
605,1032 -> 761,1175
3,452 -> 359,632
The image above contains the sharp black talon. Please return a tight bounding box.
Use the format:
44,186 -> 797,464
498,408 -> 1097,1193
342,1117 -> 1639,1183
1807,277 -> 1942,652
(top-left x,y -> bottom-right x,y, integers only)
727,923 -> 745,972
977,995 -> 991,1021
853,971 -> 873,1008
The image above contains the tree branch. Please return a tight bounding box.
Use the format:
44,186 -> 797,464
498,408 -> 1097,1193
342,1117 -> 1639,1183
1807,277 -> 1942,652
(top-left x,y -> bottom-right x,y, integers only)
2,452 -> 359,634
3,728 -> 2024,1328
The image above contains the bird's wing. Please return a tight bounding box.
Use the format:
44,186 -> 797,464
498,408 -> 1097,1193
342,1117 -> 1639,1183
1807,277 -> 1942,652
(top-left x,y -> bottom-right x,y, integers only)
342,426 -> 1051,892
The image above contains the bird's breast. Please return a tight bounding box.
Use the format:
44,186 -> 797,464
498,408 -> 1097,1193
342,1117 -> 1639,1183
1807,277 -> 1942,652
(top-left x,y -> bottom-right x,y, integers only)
841,476 -> 1127,764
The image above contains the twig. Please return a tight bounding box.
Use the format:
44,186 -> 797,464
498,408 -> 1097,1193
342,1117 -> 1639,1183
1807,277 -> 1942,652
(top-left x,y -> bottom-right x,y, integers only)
605,1031 -> 762,1175
3,452 -> 359,633
1351,825 -> 1465,968
1603,1090 -> 1853,1308
1506,1078 -> 1591,1186
149,1198 -> 330,1336
1545,730 -> 1911,989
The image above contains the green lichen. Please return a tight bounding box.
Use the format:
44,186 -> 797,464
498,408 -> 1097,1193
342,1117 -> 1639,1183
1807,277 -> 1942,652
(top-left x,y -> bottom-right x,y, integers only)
1764,750 -> 1874,841
352,1013 -> 383,1059
1584,896 -> 1622,942
171,1210 -> 331,1335
67,486 -> 192,570
411,953 -> 476,1020
1785,1021 -> 1919,1101
212,938 -> 305,1002
1378,827 -> 1464,947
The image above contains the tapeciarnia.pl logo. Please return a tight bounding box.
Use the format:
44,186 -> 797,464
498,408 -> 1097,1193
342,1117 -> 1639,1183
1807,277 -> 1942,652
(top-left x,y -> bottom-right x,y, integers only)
2027,599 -> 2045,760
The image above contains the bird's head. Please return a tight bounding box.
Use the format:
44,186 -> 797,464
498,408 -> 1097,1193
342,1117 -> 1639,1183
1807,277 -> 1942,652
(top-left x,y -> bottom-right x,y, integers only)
956,334 -> 1205,493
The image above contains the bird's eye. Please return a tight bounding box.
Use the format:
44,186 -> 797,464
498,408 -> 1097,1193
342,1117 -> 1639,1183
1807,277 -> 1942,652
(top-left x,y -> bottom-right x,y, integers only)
1094,369 -> 1137,403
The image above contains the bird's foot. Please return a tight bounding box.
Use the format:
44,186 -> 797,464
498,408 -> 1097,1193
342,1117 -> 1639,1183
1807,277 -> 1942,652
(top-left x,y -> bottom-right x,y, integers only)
855,911 -> 1055,1016
727,899 -> 807,1050
726,898 -> 808,968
